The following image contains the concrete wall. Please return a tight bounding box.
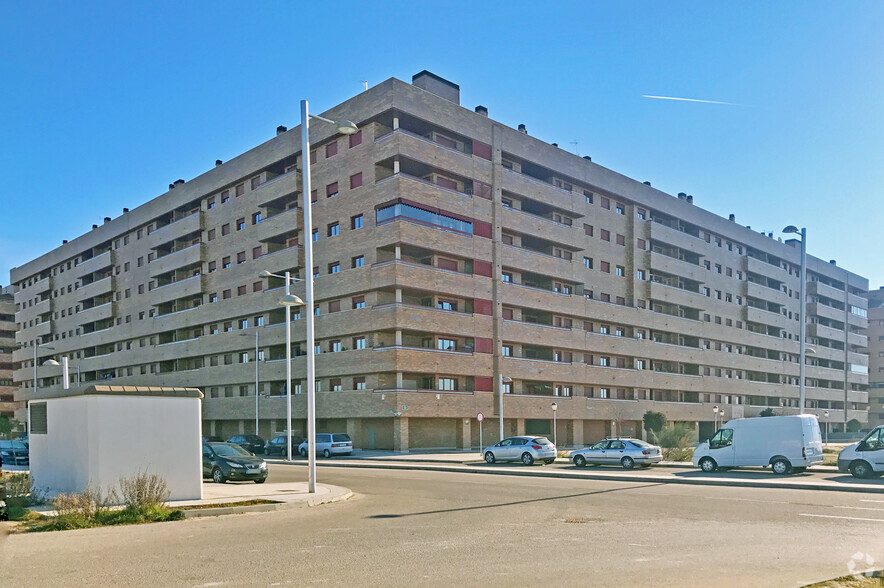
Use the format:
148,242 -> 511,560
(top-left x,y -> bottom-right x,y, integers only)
29,395 -> 202,500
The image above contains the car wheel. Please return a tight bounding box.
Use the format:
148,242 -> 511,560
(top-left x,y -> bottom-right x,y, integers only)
212,467 -> 226,484
574,455 -> 587,468
255,477 -> 266,484
850,460 -> 873,479
300,448 -> 307,458
621,456 -> 635,470
771,458 -> 792,475
521,452 -> 534,466
699,457 -> 717,473
484,451 -> 496,464
322,449 -> 331,459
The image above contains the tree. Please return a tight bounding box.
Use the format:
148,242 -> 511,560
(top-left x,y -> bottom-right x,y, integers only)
0,415 -> 22,439
759,408 -> 776,417
643,411 -> 667,439
846,419 -> 862,433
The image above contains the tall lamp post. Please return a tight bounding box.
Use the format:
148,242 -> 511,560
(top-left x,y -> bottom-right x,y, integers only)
783,225 -> 807,414
498,374 -> 513,441
713,405 -> 719,431
259,270 -> 303,462
823,410 -> 829,447
551,402 -> 558,447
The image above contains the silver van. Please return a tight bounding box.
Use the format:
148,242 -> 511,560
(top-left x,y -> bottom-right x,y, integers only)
298,433 -> 354,458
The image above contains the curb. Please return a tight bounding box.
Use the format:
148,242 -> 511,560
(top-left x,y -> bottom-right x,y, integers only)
178,486 -> 354,518
288,460 -> 884,494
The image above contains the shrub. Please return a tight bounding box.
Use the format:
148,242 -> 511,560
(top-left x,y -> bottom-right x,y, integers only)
118,472 -> 170,512
657,423 -> 695,462
51,484 -> 116,528
846,419 -> 862,433
643,411 -> 667,441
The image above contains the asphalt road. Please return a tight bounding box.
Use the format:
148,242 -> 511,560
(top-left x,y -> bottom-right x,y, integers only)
2,464 -> 883,587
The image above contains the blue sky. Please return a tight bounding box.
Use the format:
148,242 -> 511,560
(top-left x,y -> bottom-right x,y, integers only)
1,1 -> 882,288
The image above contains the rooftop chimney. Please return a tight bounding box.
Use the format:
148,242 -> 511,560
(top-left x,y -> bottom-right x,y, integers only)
686,195 -> 693,204
216,160 -> 223,166
552,143 -> 558,147
63,240 -> 68,244
92,224 -> 98,229
169,183 -> 175,190
583,156 -> 591,161
729,214 -> 735,221
747,226 -> 751,230
678,192 -> 686,198
174,179 -> 184,185
412,70 -> 460,104
475,105 -> 488,117
518,124 -> 527,134
123,207 -> 129,213
104,217 -> 111,224
830,259 -> 837,265
277,125 -> 287,135
643,181 -> 651,186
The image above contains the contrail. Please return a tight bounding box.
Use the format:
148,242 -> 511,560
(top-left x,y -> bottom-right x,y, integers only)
642,94 -> 742,106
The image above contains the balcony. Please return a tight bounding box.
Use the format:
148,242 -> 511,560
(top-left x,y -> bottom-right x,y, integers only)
77,250 -> 114,276
745,306 -> 792,332
807,280 -> 844,302
648,221 -> 707,256
501,207 -> 575,246
745,256 -> 789,283
649,281 -> 704,311
150,243 -> 205,277
15,320 -> 51,344
847,331 -> 868,348
150,275 -> 205,306
806,322 -> 844,342
807,301 -> 844,323
649,251 -> 704,283
151,210 -> 203,240
255,207 -> 301,243
254,168 -> 302,208
77,276 -> 114,302
501,168 -> 573,209
846,311 -> 868,330
747,281 -> 791,308
77,302 -> 115,325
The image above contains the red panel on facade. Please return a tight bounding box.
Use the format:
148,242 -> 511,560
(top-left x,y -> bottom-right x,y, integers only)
437,257 -> 458,271
473,141 -> 492,160
474,181 -> 492,199
473,259 -> 492,277
474,376 -> 494,391
473,298 -> 493,315
474,337 -> 493,354
473,220 -> 492,238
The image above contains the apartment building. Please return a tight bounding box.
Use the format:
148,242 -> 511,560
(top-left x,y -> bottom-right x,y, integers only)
1,287 -> 18,425
10,71 -> 869,450
868,287 -> 884,429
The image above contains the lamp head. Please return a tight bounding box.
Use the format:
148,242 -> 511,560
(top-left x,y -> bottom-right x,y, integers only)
551,402 -> 558,411
501,376 -> 513,384
782,225 -> 800,235
336,120 -> 359,135
43,359 -> 60,366
259,270 -> 273,278
279,294 -> 304,307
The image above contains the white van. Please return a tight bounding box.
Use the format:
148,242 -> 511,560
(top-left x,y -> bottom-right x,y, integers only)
837,425 -> 884,478
692,414 -> 823,475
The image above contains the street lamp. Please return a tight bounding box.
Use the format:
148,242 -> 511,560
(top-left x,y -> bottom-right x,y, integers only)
551,402 -> 558,447
259,270 -> 304,462
294,100 -> 358,494
238,331 -> 261,436
713,405 -> 719,430
498,374 -> 513,441
824,410 -> 829,447
783,225 -> 807,414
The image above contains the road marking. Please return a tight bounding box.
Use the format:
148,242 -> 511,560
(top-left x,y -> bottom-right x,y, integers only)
860,499 -> 884,503
703,496 -> 791,505
834,506 -> 884,512
799,513 -> 884,523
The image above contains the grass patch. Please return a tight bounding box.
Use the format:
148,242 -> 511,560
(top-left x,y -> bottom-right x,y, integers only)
803,571 -> 882,587
17,505 -> 185,533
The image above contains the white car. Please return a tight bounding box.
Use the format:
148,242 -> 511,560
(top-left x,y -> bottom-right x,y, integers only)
483,436 -> 556,465
298,433 -> 353,458
838,425 -> 884,479
570,438 -> 662,469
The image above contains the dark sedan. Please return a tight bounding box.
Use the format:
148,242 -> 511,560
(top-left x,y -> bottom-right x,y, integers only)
225,434 -> 265,454
265,435 -> 303,457
202,442 -> 267,484
0,440 -> 29,467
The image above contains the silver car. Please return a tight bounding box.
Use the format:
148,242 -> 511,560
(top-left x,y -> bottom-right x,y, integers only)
570,438 -> 662,470
298,433 -> 353,458
483,436 -> 557,465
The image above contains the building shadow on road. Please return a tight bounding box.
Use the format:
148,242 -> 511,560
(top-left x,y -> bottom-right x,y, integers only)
367,483 -> 665,519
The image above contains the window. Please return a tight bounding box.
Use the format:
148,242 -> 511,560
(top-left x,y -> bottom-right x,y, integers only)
437,338 -> 456,351
350,172 -> 363,189
222,256 -> 231,269
221,224 -> 230,236
237,285 -> 246,296
637,238 -> 646,250
239,318 -> 248,329
376,201 -> 473,234
237,251 -> 246,264
137,256 -> 143,267
637,208 -> 646,220
221,190 -> 230,203
600,261 -> 610,273
583,224 -> 593,236
326,182 -> 339,198
326,141 -> 338,158
222,289 -> 231,299
251,176 -> 262,190
349,130 -> 362,148
715,264 -> 722,274
437,299 -> 457,311
235,183 -> 244,197
311,189 -> 317,203
637,269 -> 646,280
252,212 -> 262,224
502,345 -> 512,356
328,262 -> 340,274
599,357 -> 609,367
331,340 -> 342,353
312,229 -> 319,242
328,300 -> 340,313
328,222 -> 339,237
616,234 -> 625,246
252,246 -> 263,259
616,204 -> 625,215
600,196 -> 610,209
502,272 -> 512,283
351,214 -> 363,230
209,293 -> 218,303
438,378 -> 457,391
352,255 -> 364,268
352,296 -> 365,309
207,197 -> 215,209
255,315 -> 264,327
615,266 -> 624,277
354,337 -> 366,350
584,191 -> 593,203
601,229 -> 610,241
208,229 -> 216,241
583,257 -> 593,269
237,218 -> 246,231
208,261 -> 217,273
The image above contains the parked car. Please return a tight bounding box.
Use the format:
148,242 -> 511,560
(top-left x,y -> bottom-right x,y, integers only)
298,433 -> 353,458
265,435 -> 304,457
0,440 -> 29,467
15,434 -> 28,448
570,438 -> 662,469
202,442 -> 267,484
692,414 -> 823,475
202,435 -> 223,443
225,434 -> 266,454
483,436 -> 557,465
838,425 -> 884,479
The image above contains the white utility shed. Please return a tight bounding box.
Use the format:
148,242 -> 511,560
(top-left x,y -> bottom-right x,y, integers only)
28,385 -> 203,500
